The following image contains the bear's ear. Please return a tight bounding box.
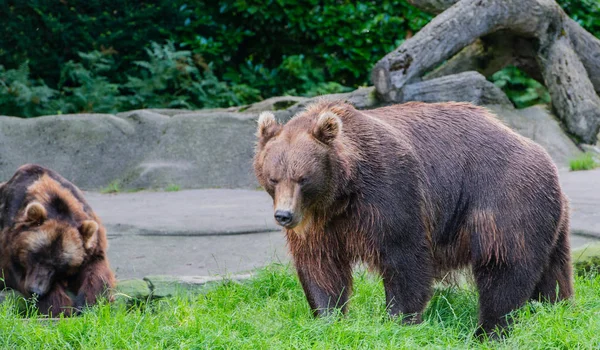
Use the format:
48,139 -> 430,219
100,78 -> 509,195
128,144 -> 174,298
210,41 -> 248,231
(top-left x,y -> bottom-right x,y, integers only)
313,111 -> 342,145
80,220 -> 99,250
256,112 -> 281,145
24,202 -> 47,223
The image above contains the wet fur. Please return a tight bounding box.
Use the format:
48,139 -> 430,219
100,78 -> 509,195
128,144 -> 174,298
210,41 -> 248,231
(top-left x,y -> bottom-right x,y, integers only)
254,101 -> 573,336
0,164 -> 115,316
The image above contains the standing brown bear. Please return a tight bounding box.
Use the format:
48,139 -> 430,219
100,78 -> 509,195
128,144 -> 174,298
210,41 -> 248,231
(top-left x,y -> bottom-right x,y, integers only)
253,101 -> 572,337
0,164 -> 115,316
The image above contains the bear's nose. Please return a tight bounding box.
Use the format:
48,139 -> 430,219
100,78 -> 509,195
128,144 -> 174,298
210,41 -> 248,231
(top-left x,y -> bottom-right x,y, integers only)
274,210 -> 293,226
28,286 -> 46,297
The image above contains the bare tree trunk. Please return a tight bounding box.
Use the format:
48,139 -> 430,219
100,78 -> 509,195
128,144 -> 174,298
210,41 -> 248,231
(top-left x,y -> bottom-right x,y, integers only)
374,0 -> 600,143
410,0 -> 600,93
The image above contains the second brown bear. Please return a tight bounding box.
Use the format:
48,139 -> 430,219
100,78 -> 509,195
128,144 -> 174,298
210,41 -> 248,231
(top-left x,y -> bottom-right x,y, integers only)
254,101 -> 572,337
0,164 -> 115,316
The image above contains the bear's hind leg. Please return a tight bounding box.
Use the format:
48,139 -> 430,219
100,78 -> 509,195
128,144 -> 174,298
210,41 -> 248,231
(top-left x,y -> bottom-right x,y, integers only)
531,219 -> 573,302
473,261 -> 541,338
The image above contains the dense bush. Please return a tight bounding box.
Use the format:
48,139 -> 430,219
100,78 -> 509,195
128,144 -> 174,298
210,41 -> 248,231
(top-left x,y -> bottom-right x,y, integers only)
0,0 -> 598,117
0,1 -> 432,117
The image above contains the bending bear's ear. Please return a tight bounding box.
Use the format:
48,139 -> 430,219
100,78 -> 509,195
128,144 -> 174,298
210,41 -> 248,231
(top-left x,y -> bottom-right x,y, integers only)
256,112 -> 281,145
25,202 -> 47,223
313,111 -> 342,145
80,220 -> 99,249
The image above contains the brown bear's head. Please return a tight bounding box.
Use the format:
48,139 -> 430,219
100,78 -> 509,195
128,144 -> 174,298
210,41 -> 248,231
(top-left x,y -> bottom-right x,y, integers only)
254,107 -> 350,233
10,201 -> 99,298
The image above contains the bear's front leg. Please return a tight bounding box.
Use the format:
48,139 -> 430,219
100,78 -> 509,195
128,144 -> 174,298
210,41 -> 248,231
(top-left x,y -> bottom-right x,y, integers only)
295,260 -> 353,317
36,283 -> 74,317
380,240 -> 434,324
72,257 -> 116,312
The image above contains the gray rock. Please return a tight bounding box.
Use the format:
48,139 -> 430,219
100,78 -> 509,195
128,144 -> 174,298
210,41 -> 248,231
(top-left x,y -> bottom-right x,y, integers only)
402,71 -> 512,106
239,95 -> 309,113
0,111 -> 259,190
581,144 -> 600,163
0,87 -> 584,190
0,113 -> 152,190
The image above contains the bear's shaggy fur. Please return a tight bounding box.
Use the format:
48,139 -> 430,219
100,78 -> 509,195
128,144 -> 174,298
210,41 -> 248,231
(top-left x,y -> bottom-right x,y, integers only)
254,101 -> 572,336
0,164 -> 115,316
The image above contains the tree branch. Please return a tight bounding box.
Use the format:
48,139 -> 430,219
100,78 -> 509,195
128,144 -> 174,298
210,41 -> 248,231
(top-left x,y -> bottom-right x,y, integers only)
538,32 -> 600,143
374,0 -> 600,143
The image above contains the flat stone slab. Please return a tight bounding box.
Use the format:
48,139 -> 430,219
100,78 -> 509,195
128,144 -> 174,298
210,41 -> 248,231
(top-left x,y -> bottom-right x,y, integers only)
106,231 -> 288,280
560,168 -> 600,237
88,163 -> 600,280
86,189 -> 278,236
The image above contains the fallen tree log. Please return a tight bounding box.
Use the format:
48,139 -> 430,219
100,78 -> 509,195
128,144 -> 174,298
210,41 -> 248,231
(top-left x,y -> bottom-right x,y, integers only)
373,0 -> 600,144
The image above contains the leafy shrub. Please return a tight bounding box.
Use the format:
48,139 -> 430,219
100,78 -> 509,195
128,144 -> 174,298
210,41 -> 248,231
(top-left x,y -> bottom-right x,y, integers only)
57,51 -> 126,114
0,1 -> 188,88
180,1 -> 431,97
559,0 -> 600,34
490,67 -> 550,108
0,1 -> 599,117
0,63 -> 56,118
125,41 -> 261,109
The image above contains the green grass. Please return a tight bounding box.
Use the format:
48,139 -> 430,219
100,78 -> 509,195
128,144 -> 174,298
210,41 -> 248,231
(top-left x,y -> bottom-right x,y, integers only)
1,264 -> 600,349
165,184 -> 181,192
100,181 -> 121,194
570,153 -> 599,171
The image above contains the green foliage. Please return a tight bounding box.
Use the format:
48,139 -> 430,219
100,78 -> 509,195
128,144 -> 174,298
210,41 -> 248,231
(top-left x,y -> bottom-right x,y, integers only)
125,41 -> 262,109
179,1 -> 431,92
490,66 -> 551,108
0,63 -> 57,118
0,264 -> 600,348
573,243 -> 600,276
57,51 -> 126,114
0,1 -> 432,117
559,0 -> 600,35
0,1 -> 188,87
100,181 -> 122,194
1,1 -> 600,117
569,153 -> 599,171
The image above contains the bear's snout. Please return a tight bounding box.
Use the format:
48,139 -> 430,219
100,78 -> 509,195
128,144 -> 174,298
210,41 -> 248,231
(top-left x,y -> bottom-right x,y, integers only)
274,210 -> 294,227
25,266 -> 54,297
25,278 -> 51,297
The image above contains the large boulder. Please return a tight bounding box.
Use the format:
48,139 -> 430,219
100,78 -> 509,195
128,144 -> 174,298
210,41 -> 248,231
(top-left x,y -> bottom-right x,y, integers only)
0,87 -> 583,190
0,110 -> 258,190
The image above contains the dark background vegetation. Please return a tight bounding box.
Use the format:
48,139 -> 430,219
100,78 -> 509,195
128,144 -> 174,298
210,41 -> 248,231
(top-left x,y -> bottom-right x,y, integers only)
0,0 -> 598,118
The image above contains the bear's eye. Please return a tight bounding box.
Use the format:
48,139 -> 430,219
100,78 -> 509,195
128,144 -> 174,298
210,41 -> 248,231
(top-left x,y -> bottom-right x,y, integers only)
268,178 -> 279,185
297,177 -> 308,185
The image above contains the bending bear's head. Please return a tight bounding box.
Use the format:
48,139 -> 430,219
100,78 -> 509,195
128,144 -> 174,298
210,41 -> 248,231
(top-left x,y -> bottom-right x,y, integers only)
254,106 -> 352,232
11,201 -> 99,298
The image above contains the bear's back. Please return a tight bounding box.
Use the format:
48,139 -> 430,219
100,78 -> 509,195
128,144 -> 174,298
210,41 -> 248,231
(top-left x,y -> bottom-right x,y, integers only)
0,164 -> 97,230
363,102 -> 556,180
